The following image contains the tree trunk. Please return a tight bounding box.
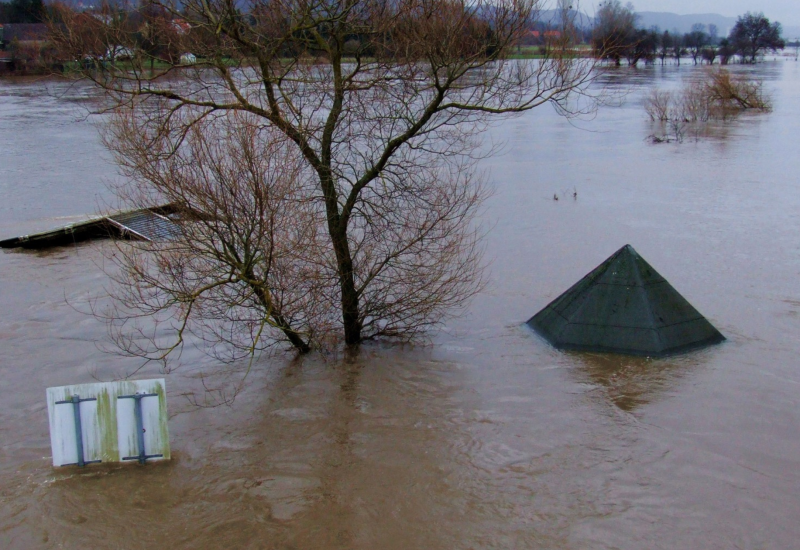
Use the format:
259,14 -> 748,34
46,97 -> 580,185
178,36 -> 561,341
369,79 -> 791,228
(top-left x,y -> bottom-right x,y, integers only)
274,313 -> 312,353
251,282 -> 311,353
338,246 -> 362,345
319,170 -> 362,346
328,220 -> 361,345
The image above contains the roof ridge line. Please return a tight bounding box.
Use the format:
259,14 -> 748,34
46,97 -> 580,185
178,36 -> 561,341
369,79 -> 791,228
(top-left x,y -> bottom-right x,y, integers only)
631,256 -> 664,351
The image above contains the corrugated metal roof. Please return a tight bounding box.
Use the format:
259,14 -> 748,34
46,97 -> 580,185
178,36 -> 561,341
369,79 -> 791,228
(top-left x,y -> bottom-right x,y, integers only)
108,210 -> 181,241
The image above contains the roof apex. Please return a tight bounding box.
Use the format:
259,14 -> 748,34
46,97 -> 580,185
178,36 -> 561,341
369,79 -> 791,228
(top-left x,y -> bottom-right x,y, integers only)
527,245 -> 724,357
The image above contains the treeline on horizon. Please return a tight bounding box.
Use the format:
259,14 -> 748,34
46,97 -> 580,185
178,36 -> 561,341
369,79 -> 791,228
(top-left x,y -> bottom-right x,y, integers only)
0,0 -> 792,75
590,0 -> 789,66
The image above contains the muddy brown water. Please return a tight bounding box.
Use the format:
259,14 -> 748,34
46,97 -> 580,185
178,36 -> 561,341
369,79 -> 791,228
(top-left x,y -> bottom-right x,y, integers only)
2,62 -> 800,549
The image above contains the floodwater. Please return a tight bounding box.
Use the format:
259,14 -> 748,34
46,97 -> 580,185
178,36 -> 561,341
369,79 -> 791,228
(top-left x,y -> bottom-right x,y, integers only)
2,62 -> 800,549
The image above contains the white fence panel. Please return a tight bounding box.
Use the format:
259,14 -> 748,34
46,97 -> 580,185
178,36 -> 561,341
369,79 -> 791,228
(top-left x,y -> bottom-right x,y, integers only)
46,379 -> 169,467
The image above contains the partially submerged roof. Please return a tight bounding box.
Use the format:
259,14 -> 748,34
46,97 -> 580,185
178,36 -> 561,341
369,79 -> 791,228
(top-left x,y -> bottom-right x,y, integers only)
527,245 -> 725,357
0,204 -> 181,249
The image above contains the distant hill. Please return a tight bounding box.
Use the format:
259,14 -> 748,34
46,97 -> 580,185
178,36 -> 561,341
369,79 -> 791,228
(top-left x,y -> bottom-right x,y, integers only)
636,12 -> 736,35
537,9 -> 593,29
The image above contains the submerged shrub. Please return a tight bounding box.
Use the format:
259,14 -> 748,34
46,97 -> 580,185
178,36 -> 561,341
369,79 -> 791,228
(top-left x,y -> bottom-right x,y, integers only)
645,68 -> 771,126
644,90 -> 672,121
704,69 -> 771,113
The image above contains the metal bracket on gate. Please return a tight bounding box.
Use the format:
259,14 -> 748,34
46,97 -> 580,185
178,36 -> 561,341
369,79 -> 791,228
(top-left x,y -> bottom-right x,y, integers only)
54,395 -> 101,467
118,393 -> 163,464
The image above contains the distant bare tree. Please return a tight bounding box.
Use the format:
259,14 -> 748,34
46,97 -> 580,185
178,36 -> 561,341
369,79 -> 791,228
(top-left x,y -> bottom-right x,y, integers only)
718,38 -> 734,65
591,0 -> 637,66
686,24 -> 708,65
729,12 -> 785,63
51,0 -> 597,363
701,47 -> 717,65
658,31 -> 673,65
672,34 -> 685,65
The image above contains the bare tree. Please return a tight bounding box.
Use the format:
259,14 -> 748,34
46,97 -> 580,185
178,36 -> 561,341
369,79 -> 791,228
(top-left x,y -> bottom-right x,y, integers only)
729,12 -> 785,63
591,0 -> 637,66
686,24 -> 708,65
101,112 -> 330,357
51,0 -> 597,363
672,34 -> 685,65
701,47 -> 717,65
658,31 -> 673,65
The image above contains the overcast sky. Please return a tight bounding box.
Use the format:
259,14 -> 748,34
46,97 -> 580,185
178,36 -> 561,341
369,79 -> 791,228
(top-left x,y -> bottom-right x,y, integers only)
579,1 -> 800,25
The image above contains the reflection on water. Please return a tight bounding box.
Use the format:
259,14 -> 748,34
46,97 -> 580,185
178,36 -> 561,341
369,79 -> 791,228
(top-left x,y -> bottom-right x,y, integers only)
3,63 -> 800,548
572,352 -> 694,412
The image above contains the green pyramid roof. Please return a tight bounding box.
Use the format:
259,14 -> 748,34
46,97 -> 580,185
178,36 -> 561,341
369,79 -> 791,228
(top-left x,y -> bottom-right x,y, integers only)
527,245 -> 725,357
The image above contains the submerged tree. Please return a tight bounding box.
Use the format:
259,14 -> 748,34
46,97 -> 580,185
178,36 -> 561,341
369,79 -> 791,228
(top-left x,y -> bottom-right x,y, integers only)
718,38 -> 734,65
685,24 -> 708,65
729,12 -> 785,63
591,0 -> 637,66
103,114 -> 328,358
51,0 -> 596,364
658,30 -> 673,65
625,27 -> 658,66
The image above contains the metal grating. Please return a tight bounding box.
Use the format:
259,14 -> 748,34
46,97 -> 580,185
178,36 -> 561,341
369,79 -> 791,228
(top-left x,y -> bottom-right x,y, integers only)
108,210 -> 181,242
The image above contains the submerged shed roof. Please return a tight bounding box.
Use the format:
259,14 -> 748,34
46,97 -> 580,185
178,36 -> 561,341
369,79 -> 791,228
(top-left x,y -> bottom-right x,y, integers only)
0,205 -> 180,249
527,245 -> 725,357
